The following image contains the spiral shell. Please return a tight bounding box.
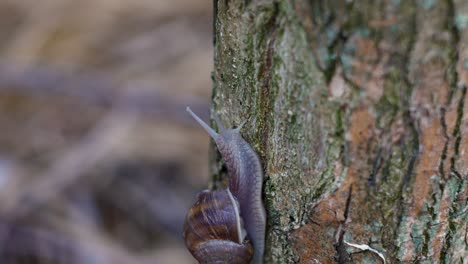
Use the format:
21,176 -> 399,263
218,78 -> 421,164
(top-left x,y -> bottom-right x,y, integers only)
183,189 -> 253,264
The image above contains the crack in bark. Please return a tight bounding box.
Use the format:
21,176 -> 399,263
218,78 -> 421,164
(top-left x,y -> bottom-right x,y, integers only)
367,147 -> 383,186
324,29 -> 348,84
303,1 -> 352,83
440,84 -> 467,262
438,1 -> 465,260
399,0 -> 418,167
428,1 -> 463,260
392,0 -> 419,261
438,0 -> 461,183
257,4 -> 279,262
256,2 -> 278,159
445,0 -> 460,104
445,0 -> 462,179
334,186 -> 353,264
213,0 -> 218,48
450,83 -> 466,178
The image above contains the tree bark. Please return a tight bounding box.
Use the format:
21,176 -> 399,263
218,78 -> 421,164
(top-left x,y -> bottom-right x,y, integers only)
211,0 -> 467,263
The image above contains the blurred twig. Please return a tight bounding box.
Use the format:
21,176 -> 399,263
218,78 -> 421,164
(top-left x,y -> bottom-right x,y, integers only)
0,64 -> 210,123
0,107 -> 138,218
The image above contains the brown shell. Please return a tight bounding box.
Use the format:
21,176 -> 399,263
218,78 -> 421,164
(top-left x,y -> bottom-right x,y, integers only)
183,189 -> 253,264
192,240 -> 253,264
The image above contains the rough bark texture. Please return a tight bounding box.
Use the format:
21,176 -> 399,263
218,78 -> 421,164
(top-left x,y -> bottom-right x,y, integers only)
211,0 -> 467,263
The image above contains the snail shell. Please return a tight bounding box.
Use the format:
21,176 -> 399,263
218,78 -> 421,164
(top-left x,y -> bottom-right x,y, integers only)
183,189 -> 253,264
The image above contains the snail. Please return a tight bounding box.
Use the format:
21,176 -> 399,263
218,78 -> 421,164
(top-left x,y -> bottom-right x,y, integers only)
184,107 -> 266,264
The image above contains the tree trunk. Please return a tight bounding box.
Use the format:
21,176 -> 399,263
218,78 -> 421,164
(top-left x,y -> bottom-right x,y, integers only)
211,0 -> 467,263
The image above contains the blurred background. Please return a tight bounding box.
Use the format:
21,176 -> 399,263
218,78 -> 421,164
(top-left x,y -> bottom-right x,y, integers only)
0,0 -> 213,263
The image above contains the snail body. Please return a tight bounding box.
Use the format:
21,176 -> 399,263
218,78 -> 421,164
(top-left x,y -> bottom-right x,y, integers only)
184,108 -> 266,264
